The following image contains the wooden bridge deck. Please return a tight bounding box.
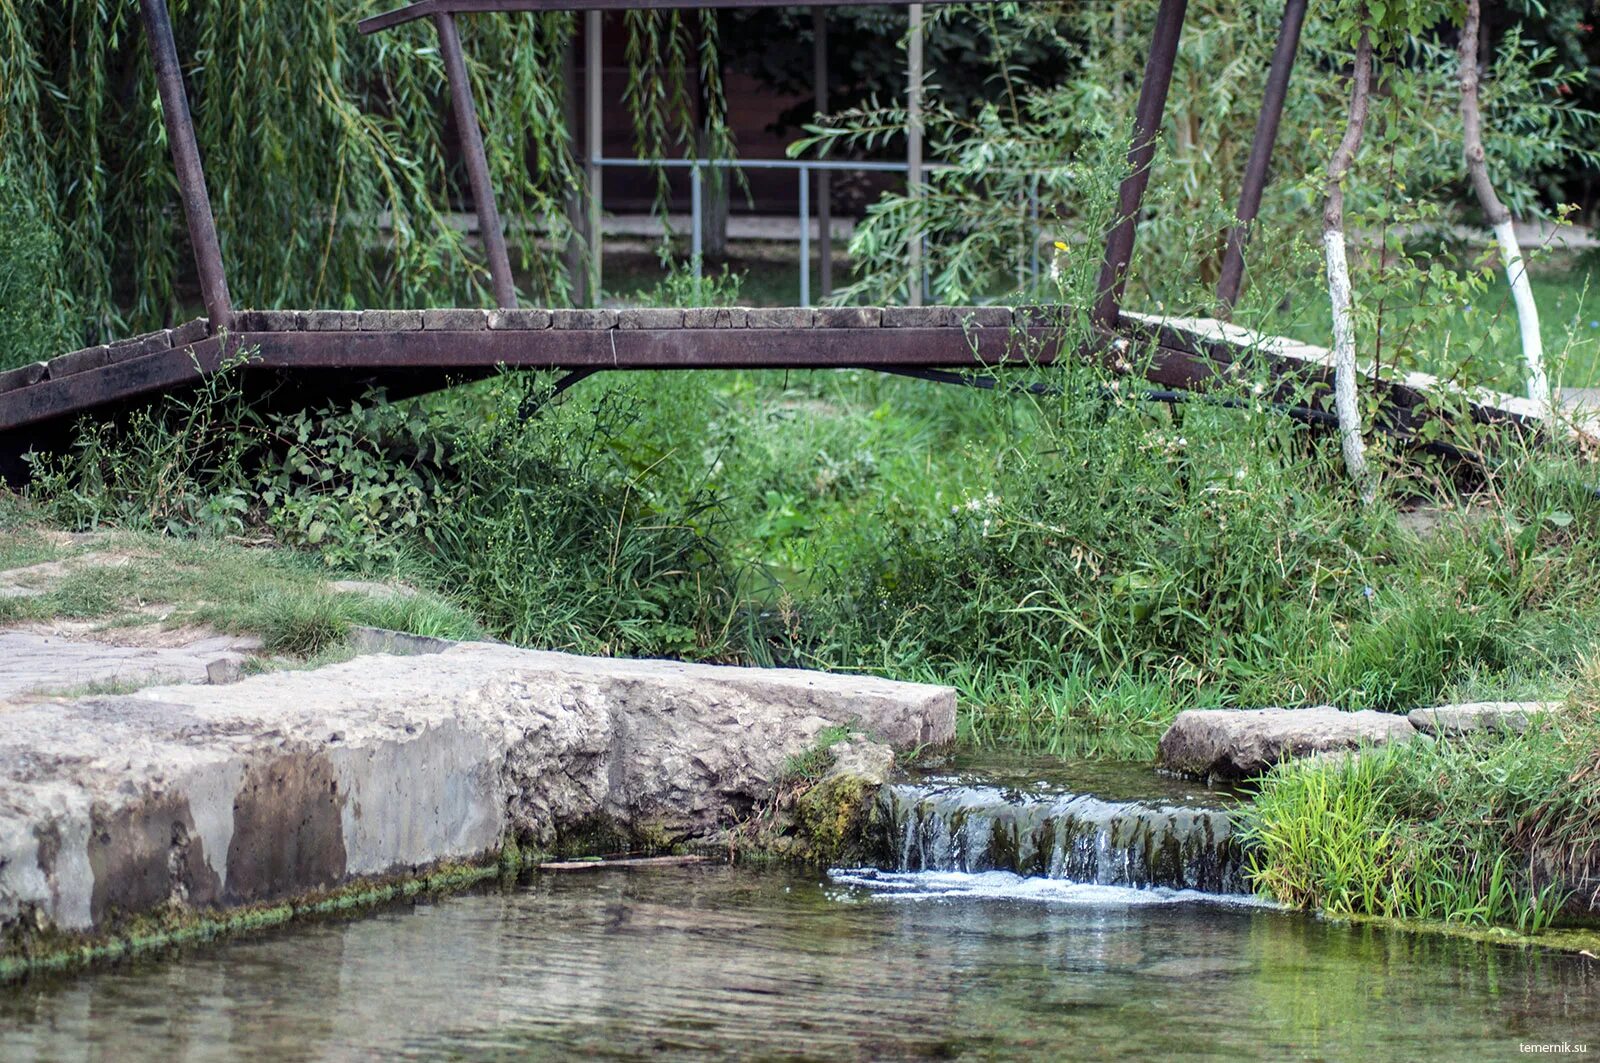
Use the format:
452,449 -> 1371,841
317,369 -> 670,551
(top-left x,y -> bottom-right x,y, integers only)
0,304 -> 1541,470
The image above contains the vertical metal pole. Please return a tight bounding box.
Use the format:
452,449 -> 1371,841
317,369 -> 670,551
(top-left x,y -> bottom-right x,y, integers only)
1092,0 -> 1188,332
137,0 -> 232,330
586,10 -> 604,304
813,7 -> 833,299
1215,0 -> 1307,317
691,163 -> 704,300
436,12 -> 516,309
1029,176 -> 1040,290
562,35 -> 588,306
906,3 -> 925,307
799,167 -> 811,307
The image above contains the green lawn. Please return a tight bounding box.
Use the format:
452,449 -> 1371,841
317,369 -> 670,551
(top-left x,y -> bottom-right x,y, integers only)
599,241 -> 1600,391
1256,261 -> 1600,392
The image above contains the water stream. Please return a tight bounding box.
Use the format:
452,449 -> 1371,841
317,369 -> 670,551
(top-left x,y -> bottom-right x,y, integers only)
869,754 -> 1244,893
3,756 -> 1597,1060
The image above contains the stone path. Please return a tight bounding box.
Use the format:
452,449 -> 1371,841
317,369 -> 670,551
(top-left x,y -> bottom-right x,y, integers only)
0,629 -> 260,706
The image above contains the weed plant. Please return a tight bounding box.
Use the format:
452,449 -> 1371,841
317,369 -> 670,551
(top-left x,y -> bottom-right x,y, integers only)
1242,685 -> 1600,930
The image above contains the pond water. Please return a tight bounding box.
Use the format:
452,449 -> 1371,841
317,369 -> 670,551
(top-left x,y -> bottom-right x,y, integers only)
3,863 -> 1597,1061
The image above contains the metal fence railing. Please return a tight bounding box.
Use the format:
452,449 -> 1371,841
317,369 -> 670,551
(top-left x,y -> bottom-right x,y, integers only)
593,156 -> 1047,306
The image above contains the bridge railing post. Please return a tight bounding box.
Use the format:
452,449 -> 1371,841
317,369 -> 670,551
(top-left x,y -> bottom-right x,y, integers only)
1215,0 -> 1308,318
137,0 -> 233,331
434,11 -> 518,310
1092,0 -> 1189,333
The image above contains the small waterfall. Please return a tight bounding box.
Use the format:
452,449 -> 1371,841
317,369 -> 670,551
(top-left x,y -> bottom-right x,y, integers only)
869,767 -> 1244,895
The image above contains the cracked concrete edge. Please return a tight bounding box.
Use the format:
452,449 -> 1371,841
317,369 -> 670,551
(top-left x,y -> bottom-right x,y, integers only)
0,643 -> 955,943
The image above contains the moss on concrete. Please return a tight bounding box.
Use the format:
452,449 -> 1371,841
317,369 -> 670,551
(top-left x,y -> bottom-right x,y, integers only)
796,772 -> 878,866
3,840 -> 534,984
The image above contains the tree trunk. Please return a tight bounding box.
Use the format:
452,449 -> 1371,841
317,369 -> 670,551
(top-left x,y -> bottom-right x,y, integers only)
1460,0 -> 1549,416
1323,29 -> 1376,502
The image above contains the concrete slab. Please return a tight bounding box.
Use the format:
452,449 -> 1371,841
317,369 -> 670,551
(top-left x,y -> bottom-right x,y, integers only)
0,644 -> 954,933
1158,706 -> 1417,781
0,630 -> 261,704
1407,701 -> 1563,736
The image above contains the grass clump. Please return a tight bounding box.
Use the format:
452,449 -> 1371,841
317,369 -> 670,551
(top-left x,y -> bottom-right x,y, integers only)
780,725 -> 854,784
1242,688 -> 1600,932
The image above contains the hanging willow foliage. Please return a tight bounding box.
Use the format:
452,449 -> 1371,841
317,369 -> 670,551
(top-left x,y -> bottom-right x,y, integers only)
623,7 -> 740,229
0,1 -> 730,347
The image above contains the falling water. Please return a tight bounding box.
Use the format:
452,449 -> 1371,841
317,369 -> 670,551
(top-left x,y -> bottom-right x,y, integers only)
867,756 -> 1244,894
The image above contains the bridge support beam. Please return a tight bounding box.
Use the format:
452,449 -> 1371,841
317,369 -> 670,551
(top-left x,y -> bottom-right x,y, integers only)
138,0 -> 233,331
1215,0 -> 1307,318
435,10 -> 518,309
1092,0 -> 1188,332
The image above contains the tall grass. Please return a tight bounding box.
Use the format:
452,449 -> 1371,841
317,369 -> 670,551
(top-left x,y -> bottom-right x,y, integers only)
1242,700 -> 1600,932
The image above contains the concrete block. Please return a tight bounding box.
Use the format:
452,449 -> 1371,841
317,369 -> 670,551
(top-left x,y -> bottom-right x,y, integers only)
169,318 -> 211,347
47,346 -> 109,379
683,307 -> 748,328
348,626 -> 456,657
0,362 -> 48,392
1158,707 -> 1417,781
883,306 -> 950,328
950,306 -> 1014,330
303,310 -> 361,332
206,659 -> 243,685
552,309 -> 617,330
107,330 -> 172,363
0,645 -> 955,933
1408,701 -> 1563,737
618,308 -> 685,330
748,307 -> 815,329
358,310 -> 424,331
1013,304 -> 1067,329
236,310 -> 303,332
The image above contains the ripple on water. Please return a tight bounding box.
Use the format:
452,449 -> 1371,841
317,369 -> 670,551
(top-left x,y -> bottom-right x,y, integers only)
828,867 -> 1277,908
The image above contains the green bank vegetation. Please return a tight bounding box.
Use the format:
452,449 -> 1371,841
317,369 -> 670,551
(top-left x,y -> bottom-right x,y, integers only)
1243,682 -> 1600,933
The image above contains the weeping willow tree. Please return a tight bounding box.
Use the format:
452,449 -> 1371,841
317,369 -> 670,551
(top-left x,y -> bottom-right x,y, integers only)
796,0 -> 1596,344
793,0 -> 1325,307
0,1 -> 729,348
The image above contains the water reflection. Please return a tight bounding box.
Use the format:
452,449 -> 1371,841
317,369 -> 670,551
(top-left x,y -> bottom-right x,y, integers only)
3,865 -> 1597,1060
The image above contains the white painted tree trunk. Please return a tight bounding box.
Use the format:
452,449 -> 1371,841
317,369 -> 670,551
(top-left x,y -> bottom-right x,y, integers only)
1322,29 -> 1375,503
1324,228 -> 1373,502
1494,219 -> 1550,416
1461,0 -> 1551,419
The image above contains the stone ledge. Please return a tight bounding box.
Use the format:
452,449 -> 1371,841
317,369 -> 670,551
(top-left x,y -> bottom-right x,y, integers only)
1158,706 -> 1417,781
1407,700 -> 1563,736
0,644 -> 953,936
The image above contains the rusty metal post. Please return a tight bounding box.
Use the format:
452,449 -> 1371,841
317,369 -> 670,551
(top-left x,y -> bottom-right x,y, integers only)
562,36 -> 588,305
906,2 -> 924,306
813,6 -> 832,299
137,0 -> 233,330
585,10 -> 604,303
1092,0 -> 1188,332
1215,0 -> 1307,317
435,10 -> 517,309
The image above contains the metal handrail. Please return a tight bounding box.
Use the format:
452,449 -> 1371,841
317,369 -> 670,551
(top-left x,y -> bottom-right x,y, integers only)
593,155 -> 1051,305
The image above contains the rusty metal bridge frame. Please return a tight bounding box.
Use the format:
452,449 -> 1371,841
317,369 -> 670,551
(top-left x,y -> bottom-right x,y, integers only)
0,0 -> 1528,471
